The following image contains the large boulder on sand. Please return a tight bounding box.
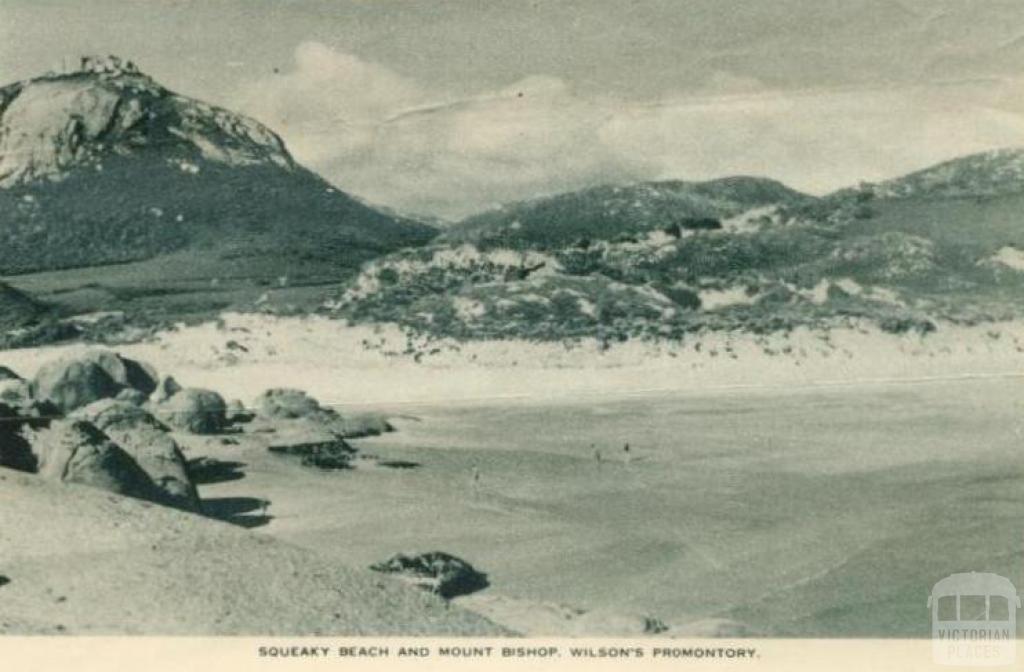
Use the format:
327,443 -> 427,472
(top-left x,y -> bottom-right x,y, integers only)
299,442 -> 355,470
154,388 -> 227,434
72,399 -> 201,511
255,388 -> 322,419
0,403 -> 36,472
24,419 -> 164,502
370,552 -> 489,599
263,417 -> 357,469
252,388 -> 393,438
1,377 -> 60,423
31,359 -> 119,412
84,350 -> 157,395
30,350 -> 158,412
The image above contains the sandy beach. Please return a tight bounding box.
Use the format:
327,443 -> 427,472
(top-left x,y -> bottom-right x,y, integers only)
168,374 -> 1023,636
3,316 -> 1023,636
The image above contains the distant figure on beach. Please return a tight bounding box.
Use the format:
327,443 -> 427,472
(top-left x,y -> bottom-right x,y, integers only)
623,442 -> 632,463
471,466 -> 481,497
593,444 -> 602,465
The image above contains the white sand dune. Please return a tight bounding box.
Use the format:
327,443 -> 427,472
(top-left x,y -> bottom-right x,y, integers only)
1,314 -> 1023,411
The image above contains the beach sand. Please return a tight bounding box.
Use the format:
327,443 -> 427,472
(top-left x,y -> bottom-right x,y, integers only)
185,376 -> 1024,637
3,314 -> 1023,636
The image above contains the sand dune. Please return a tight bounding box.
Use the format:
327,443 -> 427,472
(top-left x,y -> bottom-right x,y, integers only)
2,314 -> 1023,411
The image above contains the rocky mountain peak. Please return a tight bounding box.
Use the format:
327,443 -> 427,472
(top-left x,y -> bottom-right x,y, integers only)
0,55 -> 294,187
0,57 -> 435,276
76,54 -> 141,77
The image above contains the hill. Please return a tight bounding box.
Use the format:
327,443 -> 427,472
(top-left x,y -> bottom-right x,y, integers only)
328,150 -> 1024,346
0,56 -> 435,277
869,148 -> 1024,201
440,176 -> 812,250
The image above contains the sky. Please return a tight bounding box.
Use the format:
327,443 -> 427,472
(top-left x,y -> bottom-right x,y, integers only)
3,0 -> 1024,219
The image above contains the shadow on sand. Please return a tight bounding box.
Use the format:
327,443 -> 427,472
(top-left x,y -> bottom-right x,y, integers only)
188,458 -> 247,485
202,496 -> 273,528
376,459 -> 421,469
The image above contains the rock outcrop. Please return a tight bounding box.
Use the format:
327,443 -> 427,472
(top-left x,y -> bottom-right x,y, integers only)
371,552 -> 489,599
30,350 -> 157,412
264,419 -> 358,470
0,350 -> 200,511
255,388 -> 324,420
30,358 -> 119,412
0,403 -> 36,472
72,399 -> 200,511
253,388 -> 392,438
25,419 -> 163,502
154,387 -> 227,434
0,56 -> 435,276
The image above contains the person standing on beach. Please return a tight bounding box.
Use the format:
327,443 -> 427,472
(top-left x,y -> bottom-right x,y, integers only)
592,444 -> 602,466
623,442 -> 631,464
471,466 -> 481,498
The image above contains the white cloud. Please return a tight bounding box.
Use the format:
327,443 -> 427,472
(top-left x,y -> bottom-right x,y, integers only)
233,41 -> 1024,220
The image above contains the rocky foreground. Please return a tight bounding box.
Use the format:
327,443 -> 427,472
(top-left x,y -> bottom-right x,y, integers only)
0,348 -> 511,635
2,347 -> 701,636
0,349 -> 395,510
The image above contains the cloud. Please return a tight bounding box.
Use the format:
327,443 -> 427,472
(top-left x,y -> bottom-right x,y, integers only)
234,41 -> 1024,220
236,42 -> 651,217
237,41 -> 423,165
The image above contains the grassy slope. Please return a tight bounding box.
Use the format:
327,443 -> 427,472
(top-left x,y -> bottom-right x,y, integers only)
2,250 -> 355,323
0,282 -> 47,330
441,177 -> 811,249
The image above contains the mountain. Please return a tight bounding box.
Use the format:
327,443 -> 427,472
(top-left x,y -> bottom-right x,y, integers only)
0,56 -> 435,276
440,176 -> 813,250
329,151 -> 1024,346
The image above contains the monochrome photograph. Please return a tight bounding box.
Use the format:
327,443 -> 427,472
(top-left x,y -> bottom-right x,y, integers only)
0,0 -> 1022,652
